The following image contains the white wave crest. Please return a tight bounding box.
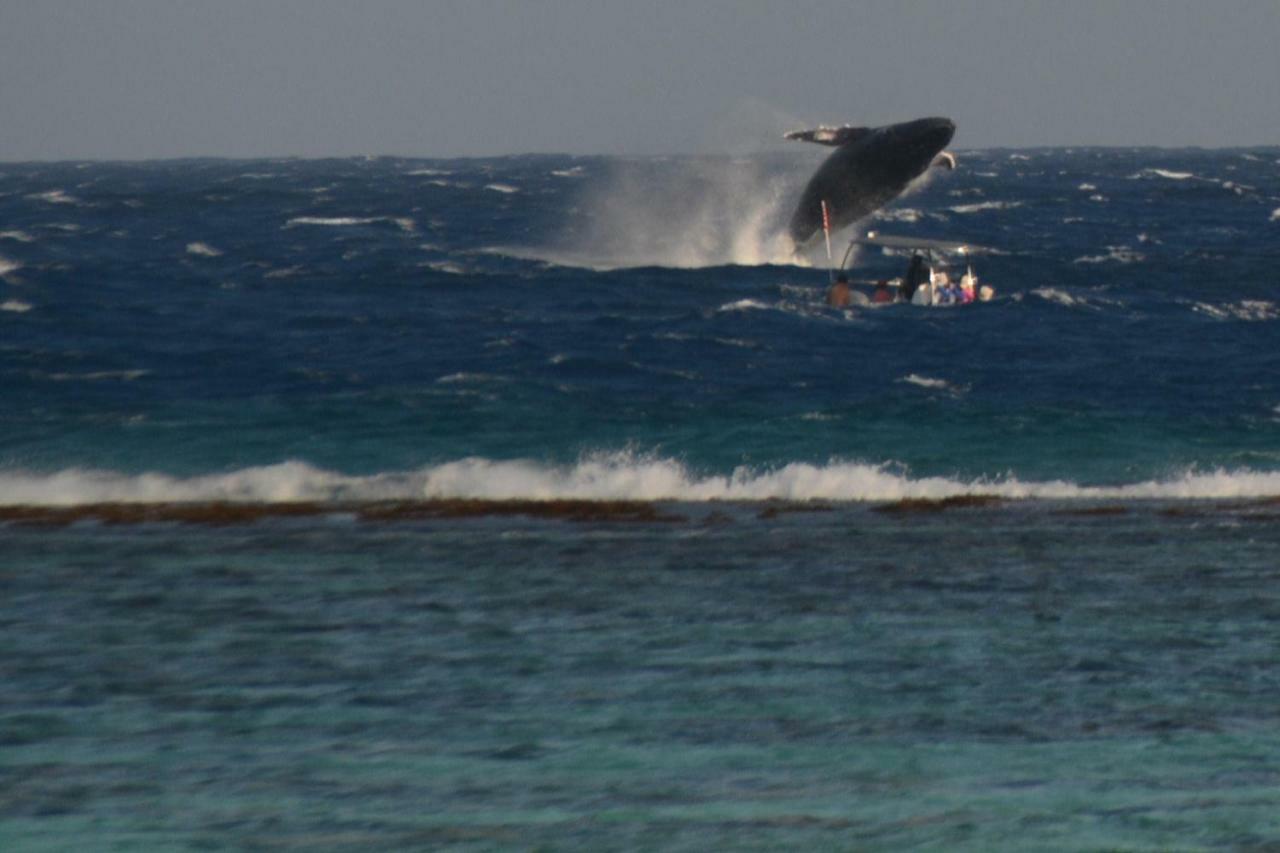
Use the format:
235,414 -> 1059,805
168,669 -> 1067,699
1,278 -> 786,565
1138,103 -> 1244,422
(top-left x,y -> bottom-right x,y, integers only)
1193,300 -> 1279,322
1073,246 -> 1145,264
1031,288 -> 1093,309
716,298 -> 772,313
285,216 -> 416,233
0,256 -> 21,277
484,183 -> 520,194
1270,208 -> 1280,222
185,241 -> 223,257
875,207 -> 922,224
6,455 -> 1280,508
26,189 -> 81,205
1133,168 -> 1196,181
948,201 -> 1022,215
2,299 -> 33,313
0,461 -> 422,506
422,457 -> 1280,503
0,230 -> 34,243
1032,287 -> 1128,312
898,374 -> 967,394
33,369 -> 148,382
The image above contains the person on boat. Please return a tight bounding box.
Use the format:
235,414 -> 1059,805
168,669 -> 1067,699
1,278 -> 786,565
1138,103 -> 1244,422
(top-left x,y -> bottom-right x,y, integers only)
932,269 -> 954,304
959,269 -> 977,304
871,280 -> 894,304
826,272 -> 853,308
902,254 -> 927,302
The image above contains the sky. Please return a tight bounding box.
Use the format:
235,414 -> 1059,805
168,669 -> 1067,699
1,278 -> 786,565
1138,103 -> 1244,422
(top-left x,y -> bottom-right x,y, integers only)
1,0 -> 1278,161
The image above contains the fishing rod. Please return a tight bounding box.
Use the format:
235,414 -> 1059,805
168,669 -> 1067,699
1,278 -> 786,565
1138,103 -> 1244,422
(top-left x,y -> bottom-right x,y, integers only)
820,200 -> 834,282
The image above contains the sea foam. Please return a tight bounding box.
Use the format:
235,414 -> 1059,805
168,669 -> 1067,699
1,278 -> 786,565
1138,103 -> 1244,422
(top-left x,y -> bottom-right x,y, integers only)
5,455 -> 1280,507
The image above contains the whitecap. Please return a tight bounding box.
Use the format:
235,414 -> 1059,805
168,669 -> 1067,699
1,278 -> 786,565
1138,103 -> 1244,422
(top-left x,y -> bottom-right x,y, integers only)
286,216 -> 376,228
0,230 -> 34,243
551,167 -> 586,178
1192,300 -> 1278,322
26,189 -> 81,205
436,372 -> 507,384
0,256 -> 21,277
949,201 -> 1022,214
36,369 -> 149,382
484,183 -> 520,194
1078,183 -> 1097,191
407,168 -> 452,176
876,208 -> 922,223
716,298 -> 772,313
185,241 -> 223,257
1073,246 -> 1144,264
285,216 -> 415,233
422,260 -> 467,275
897,374 -> 967,394
1,299 -> 33,313
1270,208 -> 1280,222
1031,287 -> 1090,308
1134,168 -> 1195,181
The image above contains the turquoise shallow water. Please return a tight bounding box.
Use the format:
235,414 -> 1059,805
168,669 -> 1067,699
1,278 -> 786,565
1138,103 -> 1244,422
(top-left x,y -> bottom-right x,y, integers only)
4,502 -> 1279,850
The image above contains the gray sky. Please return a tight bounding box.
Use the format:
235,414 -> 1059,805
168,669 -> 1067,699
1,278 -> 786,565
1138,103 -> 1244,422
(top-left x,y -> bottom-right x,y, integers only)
2,0 -> 1277,160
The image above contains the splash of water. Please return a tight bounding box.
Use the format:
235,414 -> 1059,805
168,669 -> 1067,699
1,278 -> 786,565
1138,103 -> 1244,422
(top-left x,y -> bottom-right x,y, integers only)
533,155 -> 815,270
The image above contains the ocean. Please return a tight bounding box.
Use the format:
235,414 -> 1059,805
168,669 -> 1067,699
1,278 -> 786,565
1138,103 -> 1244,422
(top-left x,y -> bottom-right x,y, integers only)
2,147 -> 1279,850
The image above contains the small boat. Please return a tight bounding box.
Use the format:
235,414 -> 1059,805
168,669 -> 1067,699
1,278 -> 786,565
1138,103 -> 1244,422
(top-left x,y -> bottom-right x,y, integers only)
839,231 -> 996,306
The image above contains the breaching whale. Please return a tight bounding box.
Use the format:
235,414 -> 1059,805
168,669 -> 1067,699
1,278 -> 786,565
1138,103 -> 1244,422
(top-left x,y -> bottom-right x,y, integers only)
786,116 -> 956,249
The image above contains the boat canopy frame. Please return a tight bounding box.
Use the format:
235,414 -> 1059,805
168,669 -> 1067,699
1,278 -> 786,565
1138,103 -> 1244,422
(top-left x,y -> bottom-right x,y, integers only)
838,230 -> 992,271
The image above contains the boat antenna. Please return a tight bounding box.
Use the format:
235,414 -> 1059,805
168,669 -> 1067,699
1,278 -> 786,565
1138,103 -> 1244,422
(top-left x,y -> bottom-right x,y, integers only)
839,239 -> 858,272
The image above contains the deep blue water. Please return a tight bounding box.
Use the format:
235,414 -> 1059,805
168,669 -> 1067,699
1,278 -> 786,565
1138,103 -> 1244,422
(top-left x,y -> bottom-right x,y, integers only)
2,148 -> 1279,496
2,148 -> 1280,849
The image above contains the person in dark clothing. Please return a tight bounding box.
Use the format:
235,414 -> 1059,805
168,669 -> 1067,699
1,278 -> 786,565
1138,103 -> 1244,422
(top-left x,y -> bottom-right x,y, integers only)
901,254 -> 927,302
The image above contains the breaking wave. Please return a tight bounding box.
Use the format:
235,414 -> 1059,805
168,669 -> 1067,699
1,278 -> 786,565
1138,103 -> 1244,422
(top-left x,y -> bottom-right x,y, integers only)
5,455 -> 1280,508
